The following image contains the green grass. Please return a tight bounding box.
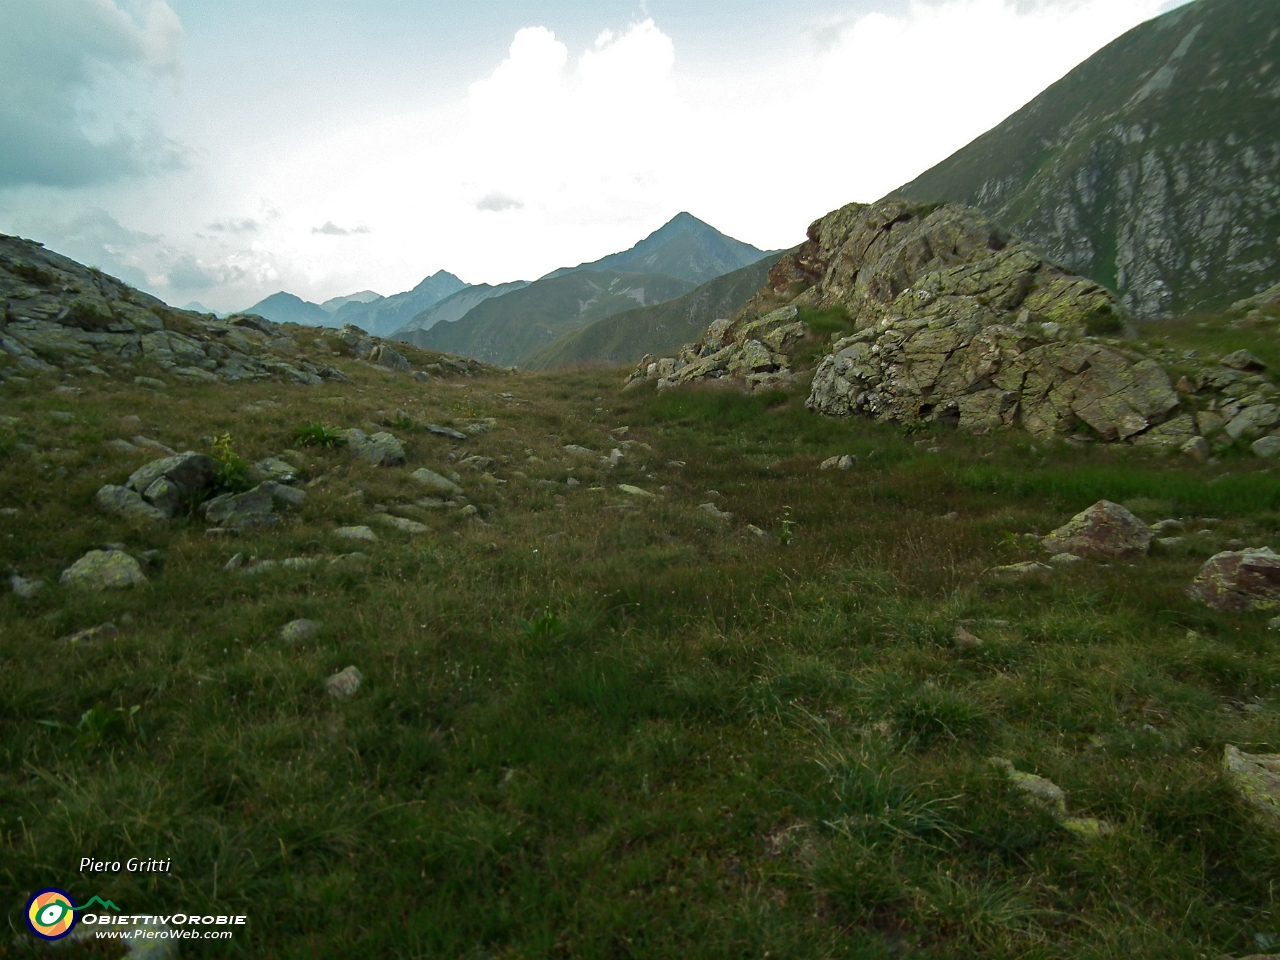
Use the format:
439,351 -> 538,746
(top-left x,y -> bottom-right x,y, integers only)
3,331 -> 1280,957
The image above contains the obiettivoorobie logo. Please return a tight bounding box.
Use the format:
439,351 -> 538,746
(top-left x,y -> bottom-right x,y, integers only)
25,888 -> 120,941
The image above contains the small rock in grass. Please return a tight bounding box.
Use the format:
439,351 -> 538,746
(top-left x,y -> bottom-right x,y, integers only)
1048,553 -> 1085,566
9,573 -> 44,598
1221,349 -> 1267,371
411,468 -> 464,496
1151,518 -> 1184,534
566,477 -> 580,487
1157,537 -> 1185,547
459,504 -> 478,517
96,484 -> 168,523
251,456 -> 298,484
224,553 -> 244,571
336,525 -> 377,542
1224,745 -> 1280,821
134,376 -> 167,389
563,444 -> 596,456
942,511 -> 960,521
59,622 -> 118,644
342,429 -> 405,467
991,561 -> 1053,576
698,502 -> 733,521
280,619 -> 320,642
120,415 -> 144,429
412,370 -> 431,383
201,484 -> 279,529
106,438 -> 140,453
819,454 -> 857,470
376,514 -> 428,534
954,626 -> 984,650
1041,500 -> 1153,559
746,524 -> 769,539
59,550 -> 147,590
325,666 -> 363,699
618,484 -> 654,498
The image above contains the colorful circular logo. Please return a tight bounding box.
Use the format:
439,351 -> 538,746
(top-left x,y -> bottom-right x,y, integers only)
26,888 -> 77,941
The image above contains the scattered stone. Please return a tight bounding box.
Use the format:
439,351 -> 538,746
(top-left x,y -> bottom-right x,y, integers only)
9,573 -> 44,598
1048,553 -> 1085,566
131,436 -> 176,455
942,511 -> 960,521
124,451 -> 218,518
608,448 -> 625,468
1041,500 -> 1152,559
1224,745 -> 1280,822
336,525 -> 378,542
412,467 -> 464,496
326,666 -> 363,699
251,456 -> 297,483
280,619 -> 321,642
819,454 -> 857,470
746,524 -> 770,539
134,376 -> 167,389
1226,404 -> 1280,440
106,438 -> 139,453
95,484 -> 168,522
330,552 -> 368,568
368,343 -> 411,372
1152,519 -> 1185,534
563,444 -> 596,456
566,477 -> 580,487
618,484 -> 654,498
341,428 -> 406,467
224,553 -> 244,571
1221,349 -> 1267,372
59,622 -> 118,644
375,514 -> 428,534
1253,436 -> 1280,459
425,424 -> 467,440
120,415 -> 143,428
459,504 -> 479,518
201,484 -> 280,529
59,550 -> 147,590
991,757 -> 1113,839
698,502 -> 733,521
1157,537 -> 1185,547
954,625 -> 985,650
0,507 -> 19,516
1187,547 -> 1280,612
412,370 -> 431,383
991,561 -> 1053,576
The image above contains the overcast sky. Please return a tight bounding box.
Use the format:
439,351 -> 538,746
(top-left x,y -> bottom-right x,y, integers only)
0,0 -> 1192,311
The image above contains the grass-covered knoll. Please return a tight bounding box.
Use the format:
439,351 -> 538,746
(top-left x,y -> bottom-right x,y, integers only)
3,323 -> 1280,957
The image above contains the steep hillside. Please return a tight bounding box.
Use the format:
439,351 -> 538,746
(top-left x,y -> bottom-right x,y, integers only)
542,212 -> 776,286
391,280 -> 530,345
415,271 -> 694,367
895,0 -> 1280,318
247,292 -> 331,327
332,270 -> 468,337
523,254 -> 782,371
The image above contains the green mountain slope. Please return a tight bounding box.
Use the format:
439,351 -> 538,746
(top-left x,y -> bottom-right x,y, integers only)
895,0 -> 1280,318
414,271 -> 694,367
542,212 -> 777,286
523,253 -> 783,371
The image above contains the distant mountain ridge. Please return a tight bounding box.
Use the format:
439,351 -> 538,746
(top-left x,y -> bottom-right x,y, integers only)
246,292 -> 331,327
894,0 -> 1280,317
523,253 -> 784,371
321,290 -> 382,314
542,212 -> 778,286
392,281 -> 530,347
412,271 -> 695,367
332,270 -> 467,337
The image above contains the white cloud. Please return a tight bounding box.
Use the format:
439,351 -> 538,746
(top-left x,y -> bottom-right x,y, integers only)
0,0 -> 184,188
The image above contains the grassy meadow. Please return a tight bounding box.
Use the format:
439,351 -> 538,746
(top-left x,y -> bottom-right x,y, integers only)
3,321 -> 1280,958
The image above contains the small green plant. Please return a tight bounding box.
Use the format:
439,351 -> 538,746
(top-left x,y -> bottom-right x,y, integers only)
212,433 -> 253,494
294,422 -> 346,448
393,413 -> 415,431
514,609 -> 563,641
999,531 -> 1022,551
780,505 -> 795,546
901,418 -> 930,438
40,704 -> 142,751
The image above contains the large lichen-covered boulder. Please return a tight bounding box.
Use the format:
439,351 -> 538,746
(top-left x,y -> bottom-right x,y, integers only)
1187,547 -> 1280,612
1041,501 -> 1153,559
1224,745 -> 1280,823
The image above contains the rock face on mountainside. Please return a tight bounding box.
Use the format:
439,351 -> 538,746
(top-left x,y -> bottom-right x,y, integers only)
628,199 -> 1280,446
895,0 -> 1280,318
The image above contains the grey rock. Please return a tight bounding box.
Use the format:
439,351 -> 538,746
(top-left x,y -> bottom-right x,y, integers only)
59,622 -> 118,644
411,467 -> 464,496
1226,404 -> 1280,440
126,452 -> 218,511
131,436 -> 176,455
325,665 -> 363,699
1041,500 -> 1152,559
412,370 -> 431,383
563,444 -> 597,456
280,618 -> 321,642
134,376 -> 167,389
342,428 -> 406,467
1188,547 -> 1280,612
95,484 -> 167,522
106,438 -> 139,453
369,343 -> 411,372
251,456 -> 297,484
9,573 -> 44,598
1048,552 -> 1085,566
1221,349 -> 1266,372
59,549 -> 147,589
1181,436 -> 1211,462
201,484 -> 279,529
425,424 -> 467,439
698,502 -> 733,521
336,525 -> 377,541
1253,436 -> 1280,459
375,514 -> 428,534
820,454 -> 857,470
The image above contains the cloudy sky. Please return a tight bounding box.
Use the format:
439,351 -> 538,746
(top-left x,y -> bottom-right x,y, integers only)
1,0 -> 1192,312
